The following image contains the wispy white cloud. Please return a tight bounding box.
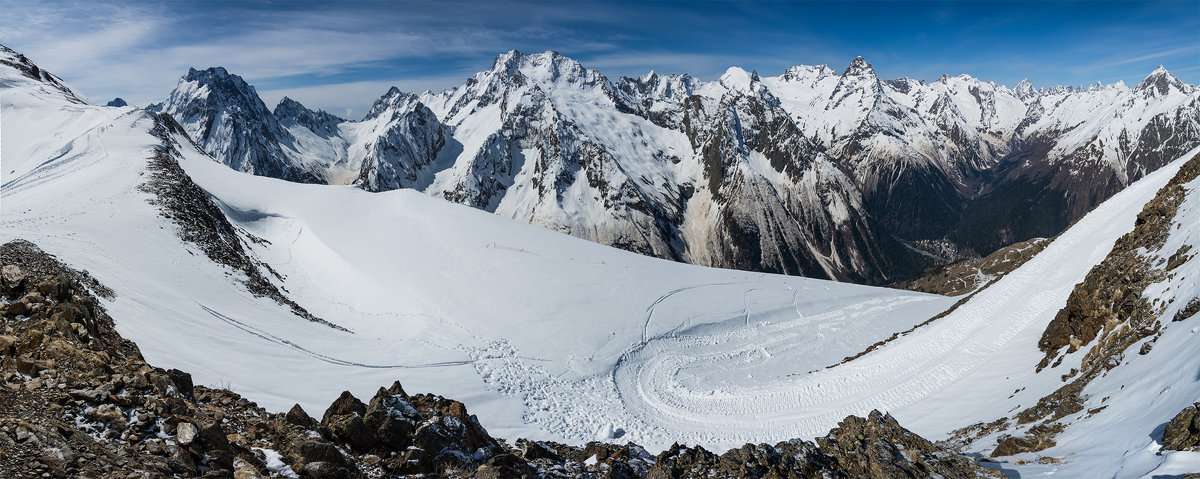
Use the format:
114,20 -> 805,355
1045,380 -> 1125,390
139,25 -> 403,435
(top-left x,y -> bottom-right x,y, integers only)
1078,45 -> 1198,72
0,1 -> 599,107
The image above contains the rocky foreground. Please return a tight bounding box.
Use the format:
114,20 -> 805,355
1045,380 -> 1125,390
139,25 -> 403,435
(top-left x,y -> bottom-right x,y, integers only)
0,240 -> 999,478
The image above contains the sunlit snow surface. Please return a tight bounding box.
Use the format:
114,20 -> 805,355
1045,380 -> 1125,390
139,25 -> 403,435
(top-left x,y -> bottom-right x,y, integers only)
4,56 -> 1199,477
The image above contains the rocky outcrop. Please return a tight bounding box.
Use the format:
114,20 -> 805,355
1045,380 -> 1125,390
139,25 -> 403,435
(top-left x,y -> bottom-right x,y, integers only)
638,411 -> 999,478
895,237 -> 1049,296
0,239 -> 998,478
1038,153 -> 1200,369
139,113 -> 345,331
1163,403 -> 1200,451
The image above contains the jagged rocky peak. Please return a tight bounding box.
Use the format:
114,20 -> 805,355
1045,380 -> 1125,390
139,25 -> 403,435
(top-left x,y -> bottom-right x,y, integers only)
365,86 -> 425,119
829,56 -> 883,104
627,69 -> 695,92
780,64 -> 836,82
164,66 -> 274,119
1136,65 -> 1188,97
183,66 -> 253,96
274,96 -> 344,136
882,77 -> 923,94
159,66 -> 325,183
1013,78 -> 1038,100
617,70 -> 698,104
106,97 -> 128,107
842,56 -> 877,78
832,56 -> 882,93
489,49 -> 602,86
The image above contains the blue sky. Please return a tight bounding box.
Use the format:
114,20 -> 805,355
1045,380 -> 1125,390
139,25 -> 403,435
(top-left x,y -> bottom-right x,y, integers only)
2,0 -> 1196,118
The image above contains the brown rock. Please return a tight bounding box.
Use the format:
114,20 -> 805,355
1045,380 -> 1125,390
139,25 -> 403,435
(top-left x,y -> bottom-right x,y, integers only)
1163,402 -> 1200,451
321,391 -> 366,425
3,300 -> 29,317
0,334 -> 16,352
166,368 -> 194,398
285,403 -> 318,428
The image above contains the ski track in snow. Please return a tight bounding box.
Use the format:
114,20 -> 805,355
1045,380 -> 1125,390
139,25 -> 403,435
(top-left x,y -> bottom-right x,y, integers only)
200,304 -> 474,370
461,151 -> 1195,450
466,278 -> 952,447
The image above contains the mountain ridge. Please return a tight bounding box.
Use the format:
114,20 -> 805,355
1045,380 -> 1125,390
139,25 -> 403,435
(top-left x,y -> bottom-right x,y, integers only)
146,51 -> 1200,284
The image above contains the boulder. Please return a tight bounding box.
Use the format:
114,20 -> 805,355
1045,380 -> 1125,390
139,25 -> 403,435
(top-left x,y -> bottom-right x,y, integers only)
285,403 -> 318,428
1164,402 -> 1200,451
176,422 -> 198,446
321,391 -> 366,424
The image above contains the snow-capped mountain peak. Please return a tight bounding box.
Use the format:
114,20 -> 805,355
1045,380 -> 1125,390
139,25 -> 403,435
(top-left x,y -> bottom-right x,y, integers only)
719,66 -> 755,91
489,49 -> 596,87
178,67 -> 264,106
1013,78 -> 1038,100
1136,65 -> 1188,97
841,56 -> 876,78
779,64 -> 836,83
364,86 -> 422,120
132,49 -> 1200,288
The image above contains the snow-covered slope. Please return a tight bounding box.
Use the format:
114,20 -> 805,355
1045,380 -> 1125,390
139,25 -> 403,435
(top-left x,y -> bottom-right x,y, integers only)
5,45 -> 1199,477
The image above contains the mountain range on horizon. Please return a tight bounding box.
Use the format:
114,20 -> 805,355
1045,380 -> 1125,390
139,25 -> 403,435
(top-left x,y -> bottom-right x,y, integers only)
135,49 -> 1199,285
8,43 -> 1198,286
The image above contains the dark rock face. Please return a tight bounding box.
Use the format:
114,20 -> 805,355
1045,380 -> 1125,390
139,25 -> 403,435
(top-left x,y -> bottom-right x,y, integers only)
156,67 -> 324,183
353,88 -> 452,193
1163,402 -> 1200,451
1,239 -> 998,478
679,78 -> 927,283
105,97 -> 128,107
273,96 -> 344,138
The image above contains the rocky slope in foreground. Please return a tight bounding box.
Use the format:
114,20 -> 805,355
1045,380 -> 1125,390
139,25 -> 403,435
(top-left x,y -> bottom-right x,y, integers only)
0,240 -> 998,478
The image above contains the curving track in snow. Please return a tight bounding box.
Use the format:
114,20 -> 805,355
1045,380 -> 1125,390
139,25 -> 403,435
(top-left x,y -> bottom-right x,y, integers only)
469,153 -> 1194,450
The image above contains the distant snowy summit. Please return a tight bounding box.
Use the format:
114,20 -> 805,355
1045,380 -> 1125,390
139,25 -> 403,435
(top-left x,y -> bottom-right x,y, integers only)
151,50 -> 1200,284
